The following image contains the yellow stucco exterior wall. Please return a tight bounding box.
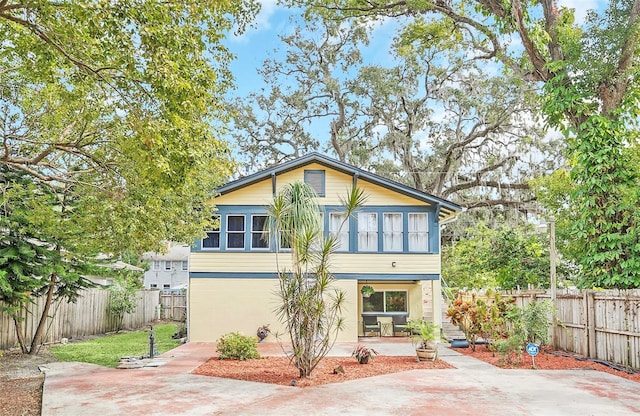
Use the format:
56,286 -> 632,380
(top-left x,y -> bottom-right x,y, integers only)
190,252 -> 441,275
189,160 -> 448,343
214,163 -> 433,207
189,278 -> 358,342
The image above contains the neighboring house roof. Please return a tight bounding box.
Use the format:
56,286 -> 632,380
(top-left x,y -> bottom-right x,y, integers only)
104,261 -> 144,272
217,153 -> 463,221
142,244 -> 190,262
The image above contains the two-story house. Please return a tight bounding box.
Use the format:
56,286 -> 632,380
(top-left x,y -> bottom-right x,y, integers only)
188,153 -> 461,342
142,244 -> 190,290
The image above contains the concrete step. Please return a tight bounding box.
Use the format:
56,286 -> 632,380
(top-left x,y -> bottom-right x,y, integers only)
440,299 -> 466,341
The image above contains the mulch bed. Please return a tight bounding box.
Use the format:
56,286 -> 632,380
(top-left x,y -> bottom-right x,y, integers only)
457,344 -> 640,383
193,355 -> 453,387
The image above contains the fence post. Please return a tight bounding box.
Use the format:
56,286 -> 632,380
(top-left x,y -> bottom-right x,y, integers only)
586,291 -> 596,359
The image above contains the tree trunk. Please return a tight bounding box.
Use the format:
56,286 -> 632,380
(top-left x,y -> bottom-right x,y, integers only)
29,273 -> 56,355
12,315 -> 29,354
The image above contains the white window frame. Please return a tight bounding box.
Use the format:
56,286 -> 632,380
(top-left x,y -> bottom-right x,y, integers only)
329,212 -> 349,252
153,260 -> 161,271
226,214 -> 246,250
358,212 -> 378,252
383,213 -> 403,252
251,214 -> 269,250
164,260 -> 172,271
181,260 -> 188,271
202,215 -> 220,250
408,213 -> 429,252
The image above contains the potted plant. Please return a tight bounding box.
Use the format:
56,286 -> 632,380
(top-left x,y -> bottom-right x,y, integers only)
406,319 -> 438,361
256,324 -> 271,342
352,344 -> 378,364
361,285 -> 375,298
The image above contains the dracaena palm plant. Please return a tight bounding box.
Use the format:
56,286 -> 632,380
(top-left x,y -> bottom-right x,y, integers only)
267,182 -> 366,378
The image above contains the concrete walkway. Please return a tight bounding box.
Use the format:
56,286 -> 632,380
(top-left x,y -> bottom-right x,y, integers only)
41,340 -> 640,416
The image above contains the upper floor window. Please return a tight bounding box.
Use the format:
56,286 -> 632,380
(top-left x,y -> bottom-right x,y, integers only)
251,215 -> 269,249
164,260 -> 172,271
153,260 -> 161,271
408,213 -> 429,252
358,212 -> 378,252
227,215 -> 245,249
383,213 -> 403,252
181,260 -> 188,271
202,215 -> 220,249
304,170 -> 325,197
329,212 -> 349,252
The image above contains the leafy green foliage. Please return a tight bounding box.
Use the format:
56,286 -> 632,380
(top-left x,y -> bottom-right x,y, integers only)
108,278 -> 140,331
566,116 -> 640,288
268,182 -> 365,378
405,319 -> 438,349
443,223 -> 556,290
0,1 -> 259,255
215,332 -> 260,361
0,168 -> 96,353
446,291 -> 516,352
296,0 -> 640,289
50,324 -> 179,367
496,300 -> 555,362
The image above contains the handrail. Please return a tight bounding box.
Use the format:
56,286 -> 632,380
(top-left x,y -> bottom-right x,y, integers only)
441,276 -> 455,305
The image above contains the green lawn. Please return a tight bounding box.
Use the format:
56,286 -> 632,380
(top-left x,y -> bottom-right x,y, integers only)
50,323 -> 181,367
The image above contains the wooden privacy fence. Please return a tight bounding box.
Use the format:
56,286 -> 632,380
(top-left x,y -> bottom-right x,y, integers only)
0,289 -> 159,350
456,289 -> 640,370
158,290 -> 187,321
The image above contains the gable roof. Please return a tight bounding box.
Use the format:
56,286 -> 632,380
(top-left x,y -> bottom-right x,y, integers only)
217,153 -> 463,221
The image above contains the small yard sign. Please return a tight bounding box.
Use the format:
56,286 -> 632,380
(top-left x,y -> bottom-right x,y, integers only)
526,343 -> 539,369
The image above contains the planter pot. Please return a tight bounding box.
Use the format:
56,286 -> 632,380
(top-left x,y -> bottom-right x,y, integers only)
416,348 -> 437,361
357,356 -> 370,364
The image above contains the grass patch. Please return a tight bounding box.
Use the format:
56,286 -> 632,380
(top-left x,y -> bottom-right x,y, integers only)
50,323 -> 180,367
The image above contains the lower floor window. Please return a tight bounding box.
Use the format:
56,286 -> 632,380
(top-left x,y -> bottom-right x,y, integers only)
362,290 -> 407,313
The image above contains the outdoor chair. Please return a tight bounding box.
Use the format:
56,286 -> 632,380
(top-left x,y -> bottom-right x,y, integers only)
392,315 -> 411,336
362,315 -> 381,337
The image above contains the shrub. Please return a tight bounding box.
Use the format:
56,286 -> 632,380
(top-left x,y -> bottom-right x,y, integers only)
216,332 -> 260,360
496,300 -> 555,362
352,345 -> 378,364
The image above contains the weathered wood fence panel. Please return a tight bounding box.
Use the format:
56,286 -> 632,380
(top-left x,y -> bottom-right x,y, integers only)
456,289 -> 640,370
0,289 -> 159,350
158,290 -> 187,321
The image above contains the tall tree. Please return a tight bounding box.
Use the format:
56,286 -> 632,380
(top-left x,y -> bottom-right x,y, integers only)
230,15 -> 562,212
292,0 -> 640,288
0,168 -> 96,354
0,0 -> 259,254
